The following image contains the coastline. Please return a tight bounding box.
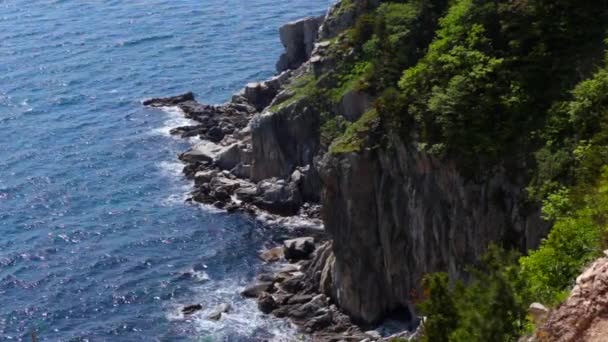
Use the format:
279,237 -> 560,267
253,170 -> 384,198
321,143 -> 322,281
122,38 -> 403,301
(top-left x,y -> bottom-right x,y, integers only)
143,3 -> 415,340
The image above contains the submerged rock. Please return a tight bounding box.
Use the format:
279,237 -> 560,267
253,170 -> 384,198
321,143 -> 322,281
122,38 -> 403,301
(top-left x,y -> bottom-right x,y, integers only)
207,303 -> 231,321
182,304 -> 203,315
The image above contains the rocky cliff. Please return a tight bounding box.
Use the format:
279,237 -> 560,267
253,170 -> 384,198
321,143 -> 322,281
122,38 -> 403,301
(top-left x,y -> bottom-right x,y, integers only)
319,135 -> 548,324
147,0 -> 556,337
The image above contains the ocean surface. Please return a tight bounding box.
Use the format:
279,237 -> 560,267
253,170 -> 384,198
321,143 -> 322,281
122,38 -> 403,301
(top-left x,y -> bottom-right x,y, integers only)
0,1 -> 332,340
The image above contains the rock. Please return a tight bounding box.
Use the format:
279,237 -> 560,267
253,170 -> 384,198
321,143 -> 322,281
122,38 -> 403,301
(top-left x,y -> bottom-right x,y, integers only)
258,292 -> 277,314
250,101 -> 321,182
234,185 -> 258,202
537,255 -> 608,341
528,302 -> 549,325
143,92 -> 194,107
180,141 -> 223,163
207,126 -> 224,143
304,310 -> 333,332
194,170 -> 218,184
278,274 -> 306,294
182,304 -> 203,315
287,294 -> 328,319
253,178 -> 302,215
339,89 -> 373,122
272,291 -> 294,305
259,247 -> 284,262
216,144 -> 244,171
276,16 -> 324,72
242,282 -> 273,298
287,294 -> 313,305
365,330 -> 382,340
231,163 -> 252,179
318,136 -> 549,324
283,237 -> 315,261
207,303 -> 231,321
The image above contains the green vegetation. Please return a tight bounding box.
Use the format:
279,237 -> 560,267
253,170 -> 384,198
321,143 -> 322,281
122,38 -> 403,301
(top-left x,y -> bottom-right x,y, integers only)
268,74 -> 318,112
330,109 -> 379,153
284,1 -> 608,337
420,247 -> 531,342
300,0 -> 608,340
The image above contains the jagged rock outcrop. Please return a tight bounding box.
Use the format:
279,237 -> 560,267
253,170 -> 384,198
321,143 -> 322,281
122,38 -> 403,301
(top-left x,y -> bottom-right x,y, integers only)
318,135 -> 549,324
536,253 -> 608,342
318,0 -> 381,40
250,99 -> 321,182
276,16 -> 324,72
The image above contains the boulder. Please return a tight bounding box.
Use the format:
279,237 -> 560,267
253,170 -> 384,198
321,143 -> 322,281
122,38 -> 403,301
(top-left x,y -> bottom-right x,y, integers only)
143,92 -> 194,107
242,282 -> 273,298
216,144 -> 243,171
253,178 -> 302,215
258,292 -> 277,314
207,303 -> 231,321
283,237 -> 315,261
194,170 -> 218,185
259,247 -> 284,262
180,141 -> 223,163
528,302 -> 549,325
182,304 -> 203,315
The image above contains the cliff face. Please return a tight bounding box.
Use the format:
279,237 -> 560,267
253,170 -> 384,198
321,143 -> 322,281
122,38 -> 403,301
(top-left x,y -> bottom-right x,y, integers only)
319,135 -> 548,323
245,0 -> 551,326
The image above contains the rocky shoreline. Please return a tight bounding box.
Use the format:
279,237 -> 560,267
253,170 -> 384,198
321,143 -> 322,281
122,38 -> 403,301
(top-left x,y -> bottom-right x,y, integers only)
144,4 -> 419,340
143,86 -> 403,341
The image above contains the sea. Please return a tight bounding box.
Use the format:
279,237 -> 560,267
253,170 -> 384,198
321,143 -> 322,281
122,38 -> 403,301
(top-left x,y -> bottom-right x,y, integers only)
0,1 -> 332,340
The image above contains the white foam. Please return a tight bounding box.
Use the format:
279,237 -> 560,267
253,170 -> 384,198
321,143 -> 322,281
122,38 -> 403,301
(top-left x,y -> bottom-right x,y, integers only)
167,278 -> 303,341
150,106 -> 199,138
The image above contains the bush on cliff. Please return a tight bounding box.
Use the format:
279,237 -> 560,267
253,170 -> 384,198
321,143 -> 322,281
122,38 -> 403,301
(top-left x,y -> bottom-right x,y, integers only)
420,246 -> 530,342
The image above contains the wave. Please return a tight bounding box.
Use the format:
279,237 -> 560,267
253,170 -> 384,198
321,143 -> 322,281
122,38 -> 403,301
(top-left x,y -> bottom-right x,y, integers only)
116,34 -> 175,47
149,106 -> 199,139
166,278 -> 302,341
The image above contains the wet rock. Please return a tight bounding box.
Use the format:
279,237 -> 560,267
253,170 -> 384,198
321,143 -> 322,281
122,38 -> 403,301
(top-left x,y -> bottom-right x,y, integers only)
283,237 -> 315,261
207,303 -> 231,321
242,282 -> 273,298
182,304 -> 203,315
259,246 -> 284,263
194,170 -> 218,185
258,292 -> 277,314
143,92 -> 194,107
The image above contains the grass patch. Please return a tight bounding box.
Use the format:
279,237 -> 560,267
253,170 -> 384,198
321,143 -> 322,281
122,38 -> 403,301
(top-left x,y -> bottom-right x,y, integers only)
268,73 -> 318,112
330,109 -> 379,154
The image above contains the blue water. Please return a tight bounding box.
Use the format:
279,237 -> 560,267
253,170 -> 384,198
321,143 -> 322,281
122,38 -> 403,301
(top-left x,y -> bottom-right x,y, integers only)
0,1 -> 331,340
